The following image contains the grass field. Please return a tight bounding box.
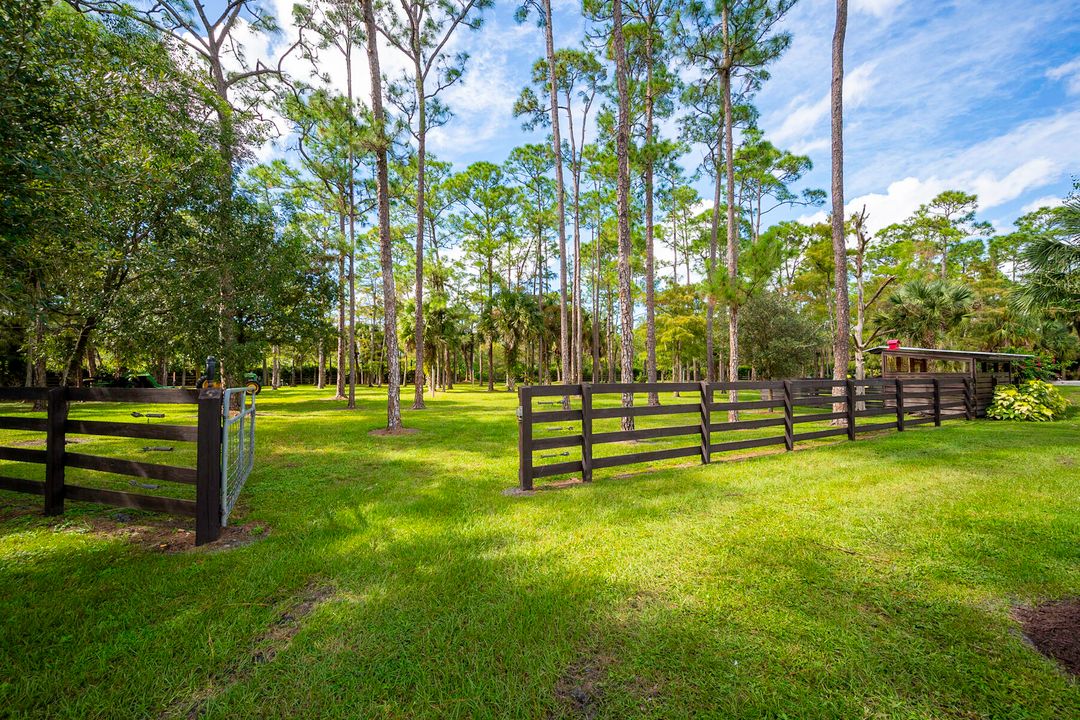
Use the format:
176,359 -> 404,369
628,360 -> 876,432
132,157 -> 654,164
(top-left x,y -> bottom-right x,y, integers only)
1,384 -> 1079,719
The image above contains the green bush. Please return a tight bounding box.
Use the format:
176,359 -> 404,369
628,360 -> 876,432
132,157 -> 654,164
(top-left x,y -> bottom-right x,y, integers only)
987,380 -> 1069,421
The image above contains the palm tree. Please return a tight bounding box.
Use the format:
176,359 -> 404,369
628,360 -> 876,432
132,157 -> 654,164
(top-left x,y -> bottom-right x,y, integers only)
483,289 -> 541,391
1014,192 -> 1080,337
875,279 -> 974,348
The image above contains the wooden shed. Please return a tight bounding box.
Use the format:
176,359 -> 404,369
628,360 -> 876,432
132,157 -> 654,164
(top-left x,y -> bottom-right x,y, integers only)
868,346 -> 1033,416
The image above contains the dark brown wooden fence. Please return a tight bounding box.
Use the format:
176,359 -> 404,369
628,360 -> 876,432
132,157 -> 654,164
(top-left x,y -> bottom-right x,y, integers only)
0,387 -> 224,544
518,377 -> 974,490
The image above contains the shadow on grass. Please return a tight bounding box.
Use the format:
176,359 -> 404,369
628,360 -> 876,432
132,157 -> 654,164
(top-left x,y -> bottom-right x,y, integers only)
601,532 -> 1080,718
2,387 -> 1079,718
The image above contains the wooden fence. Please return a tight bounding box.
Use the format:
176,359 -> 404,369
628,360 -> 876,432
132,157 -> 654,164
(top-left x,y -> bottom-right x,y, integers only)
0,387 -> 224,545
517,377 -> 974,490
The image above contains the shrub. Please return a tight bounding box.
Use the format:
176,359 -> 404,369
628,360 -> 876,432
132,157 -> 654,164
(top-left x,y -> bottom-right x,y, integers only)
1012,355 -> 1066,382
987,380 -> 1069,421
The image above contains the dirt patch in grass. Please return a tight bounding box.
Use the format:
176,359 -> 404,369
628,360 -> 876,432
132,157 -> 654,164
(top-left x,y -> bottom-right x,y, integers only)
1014,599 -> 1080,676
540,477 -> 587,491
624,588 -> 672,613
368,427 -> 419,437
625,675 -> 663,712
0,499 -> 268,551
250,582 -> 335,665
68,513 -> 267,553
552,652 -> 611,719
0,495 -> 40,523
166,580 -> 335,719
611,462 -> 697,481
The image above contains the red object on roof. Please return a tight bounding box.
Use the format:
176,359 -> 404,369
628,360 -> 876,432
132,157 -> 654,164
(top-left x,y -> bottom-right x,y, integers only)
887,339 -> 900,350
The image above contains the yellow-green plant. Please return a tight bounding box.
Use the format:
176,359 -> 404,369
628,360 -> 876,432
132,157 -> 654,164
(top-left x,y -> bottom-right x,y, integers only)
987,379 -> 1069,421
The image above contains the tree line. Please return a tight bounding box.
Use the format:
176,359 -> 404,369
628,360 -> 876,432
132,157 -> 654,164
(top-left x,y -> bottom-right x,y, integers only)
2,1 -> 1077,431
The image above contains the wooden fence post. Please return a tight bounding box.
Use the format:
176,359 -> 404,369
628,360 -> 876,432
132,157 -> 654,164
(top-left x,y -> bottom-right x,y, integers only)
782,380 -> 794,451
967,377 -> 976,420
580,384 -> 593,483
195,388 -> 223,545
518,386 -> 533,491
932,379 -> 942,427
699,381 -> 711,464
44,387 -> 67,516
845,379 -> 856,440
895,379 -> 905,431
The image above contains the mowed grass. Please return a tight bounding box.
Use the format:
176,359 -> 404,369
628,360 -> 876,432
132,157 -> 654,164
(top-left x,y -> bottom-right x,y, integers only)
1,384 -> 1079,719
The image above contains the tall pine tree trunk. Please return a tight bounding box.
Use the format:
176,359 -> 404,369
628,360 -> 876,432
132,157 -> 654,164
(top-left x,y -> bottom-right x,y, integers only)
272,345 -> 281,389
606,278 -> 616,383
592,225 -> 601,380
412,57 -> 428,410
722,8 -> 739,421
345,35 -> 359,410
612,0 -> 634,431
706,153 -> 721,382
317,341 -> 326,389
571,148 -> 583,384
336,226 -> 346,399
831,0 -> 851,416
541,0 -> 570,395
363,0 -> 401,430
644,35 -> 658,406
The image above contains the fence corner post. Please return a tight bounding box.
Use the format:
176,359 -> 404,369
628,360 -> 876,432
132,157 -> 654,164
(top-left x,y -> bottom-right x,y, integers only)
895,379 -> 905,431
518,386 -> 533,491
933,378 -> 942,427
44,387 -> 67,516
845,379 -> 856,440
580,384 -> 593,483
196,387 -> 223,545
699,381 -> 711,464
782,380 -> 794,451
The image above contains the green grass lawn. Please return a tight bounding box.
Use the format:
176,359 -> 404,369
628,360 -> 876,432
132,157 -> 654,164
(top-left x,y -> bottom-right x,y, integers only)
1,384 -> 1079,719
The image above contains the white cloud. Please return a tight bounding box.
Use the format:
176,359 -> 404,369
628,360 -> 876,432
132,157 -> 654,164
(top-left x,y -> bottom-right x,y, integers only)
845,176 -> 948,230
967,158 -> 1058,208
851,165 -> 1058,232
425,16 -> 544,157
769,62 -> 876,145
843,105 -> 1080,232
1046,56 -> 1080,95
791,137 -> 829,156
843,62 -> 878,106
427,47 -> 522,155
845,158 -> 1065,233
796,209 -> 827,225
1021,195 -> 1065,214
851,0 -> 904,19
770,93 -> 829,146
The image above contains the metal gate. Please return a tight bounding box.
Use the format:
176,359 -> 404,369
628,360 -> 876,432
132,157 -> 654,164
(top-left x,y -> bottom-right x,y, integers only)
221,386 -> 256,525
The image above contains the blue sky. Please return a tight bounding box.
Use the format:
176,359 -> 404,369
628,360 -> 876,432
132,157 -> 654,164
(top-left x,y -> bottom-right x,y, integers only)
240,0 -> 1080,234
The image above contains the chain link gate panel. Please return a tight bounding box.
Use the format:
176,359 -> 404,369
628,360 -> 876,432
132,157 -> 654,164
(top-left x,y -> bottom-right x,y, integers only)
221,386 -> 256,525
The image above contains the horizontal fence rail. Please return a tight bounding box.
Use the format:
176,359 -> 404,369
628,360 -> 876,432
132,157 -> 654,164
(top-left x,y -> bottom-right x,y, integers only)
518,377 -> 975,491
0,386 -> 236,545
